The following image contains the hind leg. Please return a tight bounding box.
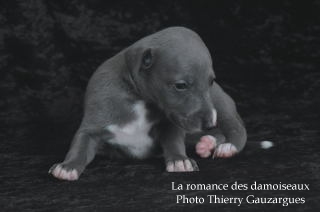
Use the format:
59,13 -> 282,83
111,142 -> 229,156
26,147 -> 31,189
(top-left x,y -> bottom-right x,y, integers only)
49,130 -> 102,181
198,83 -> 247,158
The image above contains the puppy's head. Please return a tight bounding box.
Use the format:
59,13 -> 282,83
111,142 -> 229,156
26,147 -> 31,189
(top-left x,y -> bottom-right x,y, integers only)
125,27 -> 217,132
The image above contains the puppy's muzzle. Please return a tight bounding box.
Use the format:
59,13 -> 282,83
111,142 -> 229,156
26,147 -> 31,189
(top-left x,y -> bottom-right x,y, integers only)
201,109 -> 217,131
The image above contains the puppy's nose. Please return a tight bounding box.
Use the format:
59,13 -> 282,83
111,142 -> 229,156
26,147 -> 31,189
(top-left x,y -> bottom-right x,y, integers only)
201,109 -> 217,131
202,120 -> 215,131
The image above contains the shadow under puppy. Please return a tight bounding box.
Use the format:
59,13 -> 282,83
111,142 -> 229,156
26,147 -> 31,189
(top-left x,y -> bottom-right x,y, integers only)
49,27 -> 247,181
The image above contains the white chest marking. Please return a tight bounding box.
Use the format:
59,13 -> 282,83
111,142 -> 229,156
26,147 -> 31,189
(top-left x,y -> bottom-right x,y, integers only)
106,101 -> 153,159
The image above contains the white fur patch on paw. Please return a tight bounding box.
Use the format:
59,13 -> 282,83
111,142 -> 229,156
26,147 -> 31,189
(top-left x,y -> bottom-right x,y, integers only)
166,159 -> 198,172
214,143 -> 238,158
195,135 -> 216,158
49,164 -> 79,181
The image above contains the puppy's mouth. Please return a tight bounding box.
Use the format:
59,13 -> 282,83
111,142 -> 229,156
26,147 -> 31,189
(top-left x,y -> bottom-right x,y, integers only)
168,113 -> 200,132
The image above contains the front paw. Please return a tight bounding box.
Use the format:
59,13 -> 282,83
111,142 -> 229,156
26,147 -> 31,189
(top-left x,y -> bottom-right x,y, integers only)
214,143 -> 238,158
166,159 -> 199,172
196,135 -> 217,158
48,163 -> 80,181
195,135 -> 238,159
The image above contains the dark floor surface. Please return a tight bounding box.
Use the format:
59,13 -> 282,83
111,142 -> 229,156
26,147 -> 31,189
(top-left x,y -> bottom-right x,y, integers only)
1,77 -> 319,211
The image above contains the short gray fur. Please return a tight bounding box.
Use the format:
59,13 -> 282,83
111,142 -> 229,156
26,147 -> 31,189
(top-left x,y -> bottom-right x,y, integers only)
49,27 -> 247,179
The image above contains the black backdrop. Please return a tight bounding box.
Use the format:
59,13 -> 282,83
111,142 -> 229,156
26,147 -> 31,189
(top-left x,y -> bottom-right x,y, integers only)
1,0 -> 319,211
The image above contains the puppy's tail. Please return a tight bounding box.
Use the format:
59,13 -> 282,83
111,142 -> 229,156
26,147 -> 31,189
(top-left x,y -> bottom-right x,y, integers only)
259,140 -> 274,149
245,140 -> 275,150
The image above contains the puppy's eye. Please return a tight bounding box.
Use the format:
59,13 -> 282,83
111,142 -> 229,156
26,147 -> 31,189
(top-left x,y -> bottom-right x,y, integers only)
174,81 -> 188,91
142,49 -> 153,69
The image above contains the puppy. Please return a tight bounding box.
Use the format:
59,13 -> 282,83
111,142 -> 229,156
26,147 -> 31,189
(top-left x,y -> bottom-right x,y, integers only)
49,27 -> 247,181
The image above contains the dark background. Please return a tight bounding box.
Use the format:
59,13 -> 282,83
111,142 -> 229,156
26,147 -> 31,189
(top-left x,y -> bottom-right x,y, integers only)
0,0 -> 319,211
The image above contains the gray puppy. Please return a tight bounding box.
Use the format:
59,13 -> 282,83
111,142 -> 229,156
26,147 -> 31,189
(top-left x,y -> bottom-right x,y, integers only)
49,27 -> 247,181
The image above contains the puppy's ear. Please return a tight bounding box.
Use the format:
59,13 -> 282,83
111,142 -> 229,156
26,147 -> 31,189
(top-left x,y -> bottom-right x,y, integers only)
125,46 -> 153,73
141,48 -> 153,70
